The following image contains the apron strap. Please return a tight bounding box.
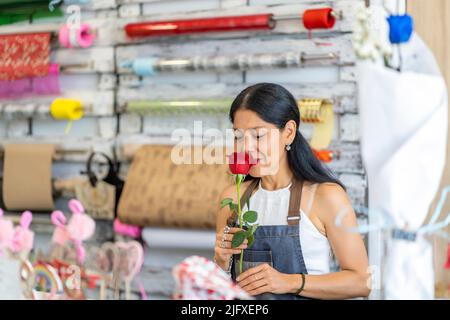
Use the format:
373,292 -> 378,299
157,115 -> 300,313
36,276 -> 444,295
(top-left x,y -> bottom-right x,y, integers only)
287,178 -> 304,226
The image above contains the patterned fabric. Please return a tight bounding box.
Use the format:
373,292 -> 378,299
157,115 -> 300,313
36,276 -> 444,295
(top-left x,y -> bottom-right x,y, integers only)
0,32 -> 50,81
172,256 -> 251,300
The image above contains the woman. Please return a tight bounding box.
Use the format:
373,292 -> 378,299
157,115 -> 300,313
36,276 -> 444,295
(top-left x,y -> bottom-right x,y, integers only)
214,83 -> 370,300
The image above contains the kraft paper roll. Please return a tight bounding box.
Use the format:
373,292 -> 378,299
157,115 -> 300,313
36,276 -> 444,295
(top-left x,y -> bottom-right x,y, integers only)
299,99 -> 334,149
3,144 -> 55,211
117,145 -> 232,229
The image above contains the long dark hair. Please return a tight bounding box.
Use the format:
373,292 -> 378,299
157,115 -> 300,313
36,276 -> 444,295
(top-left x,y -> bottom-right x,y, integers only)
229,83 -> 345,190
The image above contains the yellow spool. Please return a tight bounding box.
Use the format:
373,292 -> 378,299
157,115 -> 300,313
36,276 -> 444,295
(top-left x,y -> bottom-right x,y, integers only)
50,98 -> 84,134
50,98 -> 84,120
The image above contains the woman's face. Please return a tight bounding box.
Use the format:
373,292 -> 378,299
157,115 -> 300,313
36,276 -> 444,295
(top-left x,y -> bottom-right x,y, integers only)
232,109 -> 294,177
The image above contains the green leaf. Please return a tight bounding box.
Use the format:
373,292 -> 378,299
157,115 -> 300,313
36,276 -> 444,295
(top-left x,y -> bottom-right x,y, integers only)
230,203 -> 237,212
243,210 -> 257,223
231,231 -> 247,248
247,234 -> 255,248
220,198 -> 233,209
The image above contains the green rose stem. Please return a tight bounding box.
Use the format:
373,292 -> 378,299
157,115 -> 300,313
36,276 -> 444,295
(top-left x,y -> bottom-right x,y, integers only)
236,173 -> 244,275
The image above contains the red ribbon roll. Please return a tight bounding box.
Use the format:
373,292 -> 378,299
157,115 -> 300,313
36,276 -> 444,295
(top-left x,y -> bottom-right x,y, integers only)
312,149 -> 334,163
303,8 -> 336,30
125,14 -> 274,37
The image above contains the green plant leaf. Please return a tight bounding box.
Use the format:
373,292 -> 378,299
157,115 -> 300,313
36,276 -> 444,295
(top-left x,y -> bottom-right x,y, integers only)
243,210 -> 257,223
231,230 -> 247,248
220,198 -> 233,209
230,203 -> 237,212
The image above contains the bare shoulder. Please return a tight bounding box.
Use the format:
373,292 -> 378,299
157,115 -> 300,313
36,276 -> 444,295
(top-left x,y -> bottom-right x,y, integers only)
313,182 -> 352,221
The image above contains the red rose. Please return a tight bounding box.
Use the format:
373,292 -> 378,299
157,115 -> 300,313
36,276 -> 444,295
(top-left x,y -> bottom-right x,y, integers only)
228,152 -> 257,175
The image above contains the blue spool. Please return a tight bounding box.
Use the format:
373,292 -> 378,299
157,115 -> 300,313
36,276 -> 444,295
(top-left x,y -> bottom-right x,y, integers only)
387,14 -> 414,44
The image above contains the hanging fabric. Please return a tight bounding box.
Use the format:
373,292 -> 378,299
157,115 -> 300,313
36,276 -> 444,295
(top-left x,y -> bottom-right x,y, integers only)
0,32 -> 50,81
0,63 -> 60,99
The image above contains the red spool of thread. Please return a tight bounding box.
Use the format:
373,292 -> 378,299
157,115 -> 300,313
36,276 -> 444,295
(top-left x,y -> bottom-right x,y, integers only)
125,14 -> 275,37
303,8 -> 336,30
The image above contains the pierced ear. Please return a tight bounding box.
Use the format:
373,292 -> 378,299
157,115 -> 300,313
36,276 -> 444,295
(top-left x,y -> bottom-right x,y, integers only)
284,120 -> 297,144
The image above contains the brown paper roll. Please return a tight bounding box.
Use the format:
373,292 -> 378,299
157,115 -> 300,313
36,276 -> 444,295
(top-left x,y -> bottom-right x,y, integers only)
117,145 -> 232,229
3,144 -> 55,211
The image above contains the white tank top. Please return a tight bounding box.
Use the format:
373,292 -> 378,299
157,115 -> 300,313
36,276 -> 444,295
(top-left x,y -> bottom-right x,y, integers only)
242,180 -> 332,275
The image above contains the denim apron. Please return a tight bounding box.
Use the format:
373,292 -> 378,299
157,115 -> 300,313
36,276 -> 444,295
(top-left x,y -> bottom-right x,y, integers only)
228,178 -> 309,300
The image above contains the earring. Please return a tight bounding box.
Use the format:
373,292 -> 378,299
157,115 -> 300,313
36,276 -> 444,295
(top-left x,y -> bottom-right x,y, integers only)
286,144 -> 291,151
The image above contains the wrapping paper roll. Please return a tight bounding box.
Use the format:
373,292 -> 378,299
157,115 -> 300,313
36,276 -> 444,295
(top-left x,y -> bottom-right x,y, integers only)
0,32 -> 50,81
125,14 -> 274,37
303,8 -> 336,30
127,100 -> 233,114
50,98 -> 83,120
125,52 -> 304,76
142,227 -> 215,250
117,145 -> 232,229
2,144 -> 55,211
59,23 -> 95,49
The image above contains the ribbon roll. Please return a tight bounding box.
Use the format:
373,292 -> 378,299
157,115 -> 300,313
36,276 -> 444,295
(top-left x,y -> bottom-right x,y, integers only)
121,58 -> 158,76
387,14 -> 413,44
303,8 -> 336,30
59,23 -> 96,48
125,14 -> 274,37
50,98 -> 84,120
299,99 -> 334,149
312,149 -> 334,163
51,98 -> 83,134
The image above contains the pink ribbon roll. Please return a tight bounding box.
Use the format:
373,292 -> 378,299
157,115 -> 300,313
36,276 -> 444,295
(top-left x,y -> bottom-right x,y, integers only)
59,23 -> 96,49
